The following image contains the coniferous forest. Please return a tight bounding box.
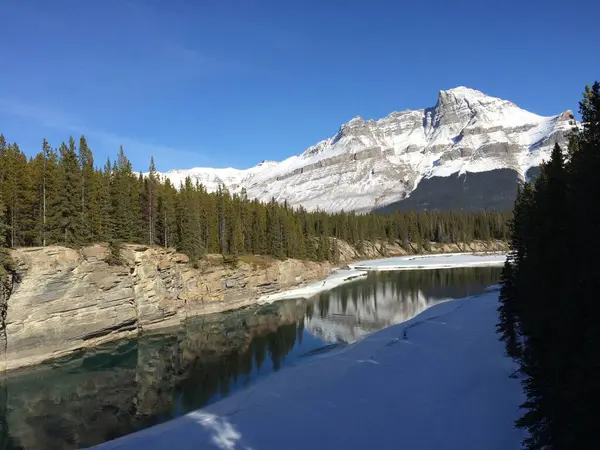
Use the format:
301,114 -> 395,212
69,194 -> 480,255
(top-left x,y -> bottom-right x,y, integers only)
0,135 -> 509,263
498,82 -> 600,449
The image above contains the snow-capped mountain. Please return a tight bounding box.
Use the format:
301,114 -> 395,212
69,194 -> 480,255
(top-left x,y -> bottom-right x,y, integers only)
158,87 -> 575,212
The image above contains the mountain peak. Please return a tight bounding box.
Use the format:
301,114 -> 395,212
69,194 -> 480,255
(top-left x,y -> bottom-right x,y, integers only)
437,86 -> 491,104
157,86 -> 573,214
441,86 -> 484,95
348,115 -> 364,124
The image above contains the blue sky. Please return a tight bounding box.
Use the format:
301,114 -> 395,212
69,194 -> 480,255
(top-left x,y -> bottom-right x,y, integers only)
0,0 -> 598,172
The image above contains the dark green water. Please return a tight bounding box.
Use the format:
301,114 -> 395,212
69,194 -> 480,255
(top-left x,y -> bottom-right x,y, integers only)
0,267 -> 501,450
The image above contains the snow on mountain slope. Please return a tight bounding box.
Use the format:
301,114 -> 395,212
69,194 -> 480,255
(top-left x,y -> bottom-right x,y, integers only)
157,87 -> 575,212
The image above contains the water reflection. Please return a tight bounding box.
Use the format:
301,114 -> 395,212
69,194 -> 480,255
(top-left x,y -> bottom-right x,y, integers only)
0,267 -> 500,449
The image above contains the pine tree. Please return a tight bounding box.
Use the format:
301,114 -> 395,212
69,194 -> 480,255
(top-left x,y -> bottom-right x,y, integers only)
144,157 -> 159,245
55,139 -> 83,245
38,139 -> 58,246
111,147 -> 136,242
157,179 -> 177,248
500,82 -> 600,449
78,135 -> 95,243
553,82 -> 600,449
105,239 -> 123,266
131,173 -> 144,242
2,143 -> 21,247
229,210 -> 243,256
0,190 -> 7,247
96,158 -> 113,242
266,199 -> 284,258
176,177 -> 203,262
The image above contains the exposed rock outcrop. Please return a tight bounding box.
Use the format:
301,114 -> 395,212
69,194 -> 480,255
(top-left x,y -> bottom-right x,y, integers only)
3,244 -> 331,371
2,240 -> 507,371
0,250 -> 17,362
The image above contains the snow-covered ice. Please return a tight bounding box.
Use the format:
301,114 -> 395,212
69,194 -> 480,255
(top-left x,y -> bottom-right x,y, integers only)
349,252 -> 507,271
89,290 -> 524,450
256,253 -> 506,305
257,269 -> 368,304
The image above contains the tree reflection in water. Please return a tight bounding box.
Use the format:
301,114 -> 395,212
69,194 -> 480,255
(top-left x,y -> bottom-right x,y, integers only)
0,266 -> 500,449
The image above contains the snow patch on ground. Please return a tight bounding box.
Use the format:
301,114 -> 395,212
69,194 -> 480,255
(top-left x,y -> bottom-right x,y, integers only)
349,252 -> 507,271
257,253 -> 506,305
90,290 -> 524,450
257,269 -> 368,304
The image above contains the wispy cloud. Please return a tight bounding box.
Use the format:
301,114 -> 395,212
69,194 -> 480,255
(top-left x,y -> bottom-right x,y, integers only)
0,97 -> 212,170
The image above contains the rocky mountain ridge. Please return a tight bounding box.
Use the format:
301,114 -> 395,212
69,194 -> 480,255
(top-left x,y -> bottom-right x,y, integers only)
158,87 -> 575,212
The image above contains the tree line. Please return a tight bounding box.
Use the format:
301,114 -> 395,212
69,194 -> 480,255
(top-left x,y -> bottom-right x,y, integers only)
1,134 -> 510,264
498,82 -> 600,449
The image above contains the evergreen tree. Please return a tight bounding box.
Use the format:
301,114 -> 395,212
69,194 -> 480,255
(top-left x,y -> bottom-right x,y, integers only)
0,130 -> 512,262
105,239 -> 123,266
96,157 -> 113,242
176,177 -> 203,263
554,82 -> 600,449
1,143 -> 24,247
157,179 -> 177,248
499,82 -> 600,449
143,157 -> 159,245
13,149 -> 38,246
78,136 -> 95,243
111,147 -> 137,242
38,139 -> 58,246
0,190 -> 7,247
55,139 -> 83,245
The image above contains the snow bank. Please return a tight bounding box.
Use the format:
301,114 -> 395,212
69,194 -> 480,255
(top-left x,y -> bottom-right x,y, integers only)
349,252 -> 506,271
90,291 -> 524,450
257,268 -> 368,304
257,253 -> 506,305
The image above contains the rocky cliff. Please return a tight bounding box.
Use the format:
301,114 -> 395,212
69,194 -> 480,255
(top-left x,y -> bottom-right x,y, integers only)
2,244 -> 332,371
1,239 -> 507,371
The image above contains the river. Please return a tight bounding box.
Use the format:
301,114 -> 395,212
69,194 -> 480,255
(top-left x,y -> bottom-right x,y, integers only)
0,266 -> 501,449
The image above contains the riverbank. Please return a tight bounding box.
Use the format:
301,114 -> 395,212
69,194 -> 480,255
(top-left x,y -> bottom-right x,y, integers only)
1,240 -> 507,371
258,252 -> 506,304
1,267 -> 503,449
90,286 -> 523,450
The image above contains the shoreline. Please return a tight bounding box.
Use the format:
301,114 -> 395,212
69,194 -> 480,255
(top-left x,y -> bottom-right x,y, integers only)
258,252 -> 506,304
1,251 -> 507,373
349,252 -> 507,271
90,284 -> 522,450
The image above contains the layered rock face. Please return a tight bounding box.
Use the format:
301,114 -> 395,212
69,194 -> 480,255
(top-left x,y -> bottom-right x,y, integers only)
1,239 -> 507,371
158,87 -> 575,212
2,244 -> 332,371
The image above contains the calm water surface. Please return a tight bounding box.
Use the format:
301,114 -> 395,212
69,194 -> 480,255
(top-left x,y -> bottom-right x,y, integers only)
0,267 -> 501,449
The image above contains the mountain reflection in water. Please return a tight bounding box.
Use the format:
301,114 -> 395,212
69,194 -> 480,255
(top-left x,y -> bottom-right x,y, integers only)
0,266 -> 500,449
